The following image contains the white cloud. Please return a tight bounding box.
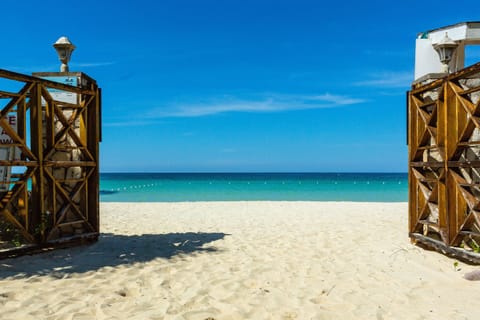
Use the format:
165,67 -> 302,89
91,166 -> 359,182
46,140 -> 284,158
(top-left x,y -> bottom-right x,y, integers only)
4,60 -> 116,73
71,61 -> 116,68
149,93 -> 365,118
305,93 -> 365,105
354,71 -> 413,88
103,120 -> 163,127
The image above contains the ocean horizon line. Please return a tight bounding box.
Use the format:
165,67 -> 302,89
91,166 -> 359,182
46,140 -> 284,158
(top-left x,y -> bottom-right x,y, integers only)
100,171 -> 408,174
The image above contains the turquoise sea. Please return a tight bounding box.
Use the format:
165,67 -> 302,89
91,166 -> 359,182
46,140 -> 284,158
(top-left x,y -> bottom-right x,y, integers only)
100,173 -> 408,202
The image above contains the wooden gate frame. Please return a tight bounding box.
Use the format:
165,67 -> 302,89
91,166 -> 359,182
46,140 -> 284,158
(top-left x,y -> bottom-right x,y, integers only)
0,69 -> 100,258
408,62 -> 480,264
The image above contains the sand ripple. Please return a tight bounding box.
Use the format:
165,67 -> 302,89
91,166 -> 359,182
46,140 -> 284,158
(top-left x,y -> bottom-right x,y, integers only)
0,202 -> 478,319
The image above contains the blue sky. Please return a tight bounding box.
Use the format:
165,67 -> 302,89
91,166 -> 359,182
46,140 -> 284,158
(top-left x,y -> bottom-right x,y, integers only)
2,0 -> 480,172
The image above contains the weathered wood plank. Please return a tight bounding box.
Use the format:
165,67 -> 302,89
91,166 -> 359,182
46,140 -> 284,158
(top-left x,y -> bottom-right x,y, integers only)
43,161 -> 97,167
459,85 -> 480,96
0,90 -> 20,98
447,61 -> 480,80
410,232 -> 480,264
0,82 -> 34,119
448,160 -> 480,167
0,69 -> 95,95
410,162 -> 445,167
411,78 -> 444,94
30,83 -> 45,241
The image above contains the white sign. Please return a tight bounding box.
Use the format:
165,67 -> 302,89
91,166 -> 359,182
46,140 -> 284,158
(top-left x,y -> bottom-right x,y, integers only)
41,76 -> 78,104
0,114 -> 18,192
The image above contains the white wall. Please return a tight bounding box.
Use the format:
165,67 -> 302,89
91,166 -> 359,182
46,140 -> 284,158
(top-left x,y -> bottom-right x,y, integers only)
414,22 -> 480,81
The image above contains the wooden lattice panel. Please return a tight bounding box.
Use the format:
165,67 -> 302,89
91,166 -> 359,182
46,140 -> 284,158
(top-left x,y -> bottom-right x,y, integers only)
408,63 -> 480,263
0,69 -> 100,257
409,79 -> 447,243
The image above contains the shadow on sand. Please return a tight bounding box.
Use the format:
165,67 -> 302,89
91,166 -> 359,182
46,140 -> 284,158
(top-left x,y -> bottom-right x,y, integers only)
0,232 -> 228,279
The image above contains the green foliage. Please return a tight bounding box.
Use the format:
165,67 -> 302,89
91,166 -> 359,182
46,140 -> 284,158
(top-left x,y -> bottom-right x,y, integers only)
33,212 -> 52,239
453,261 -> 459,271
460,238 -> 480,253
0,218 -> 23,247
470,238 -> 480,253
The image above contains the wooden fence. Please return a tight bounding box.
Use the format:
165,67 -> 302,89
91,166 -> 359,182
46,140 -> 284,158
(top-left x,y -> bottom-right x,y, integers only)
0,69 -> 100,258
408,62 -> 480,263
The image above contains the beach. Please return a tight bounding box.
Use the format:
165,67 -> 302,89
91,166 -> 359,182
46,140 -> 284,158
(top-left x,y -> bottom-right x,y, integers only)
0,201 -> 478,319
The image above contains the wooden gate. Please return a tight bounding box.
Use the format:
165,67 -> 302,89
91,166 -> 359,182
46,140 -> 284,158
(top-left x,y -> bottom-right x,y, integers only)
0,69 -> 100,257
408,62 -> 480,263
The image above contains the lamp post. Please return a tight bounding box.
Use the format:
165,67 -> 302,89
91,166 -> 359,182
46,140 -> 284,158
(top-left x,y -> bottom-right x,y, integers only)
433,33 -> 458,73
53,36 -> 76,72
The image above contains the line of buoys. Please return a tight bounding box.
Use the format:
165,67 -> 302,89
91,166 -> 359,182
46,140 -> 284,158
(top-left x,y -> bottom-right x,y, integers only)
105,180 -> 407,193
110,183 -> 158,192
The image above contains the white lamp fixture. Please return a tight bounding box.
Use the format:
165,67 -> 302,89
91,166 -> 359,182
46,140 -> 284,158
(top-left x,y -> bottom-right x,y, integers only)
53,36 -> 76,72
433,32 -> 458,73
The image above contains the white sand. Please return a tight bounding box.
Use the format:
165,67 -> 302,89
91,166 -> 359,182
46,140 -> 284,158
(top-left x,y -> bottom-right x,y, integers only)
0,202 -> 479,319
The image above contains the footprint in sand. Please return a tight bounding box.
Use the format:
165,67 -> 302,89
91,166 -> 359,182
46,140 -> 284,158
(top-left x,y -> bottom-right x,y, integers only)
0,292 -> 15,301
